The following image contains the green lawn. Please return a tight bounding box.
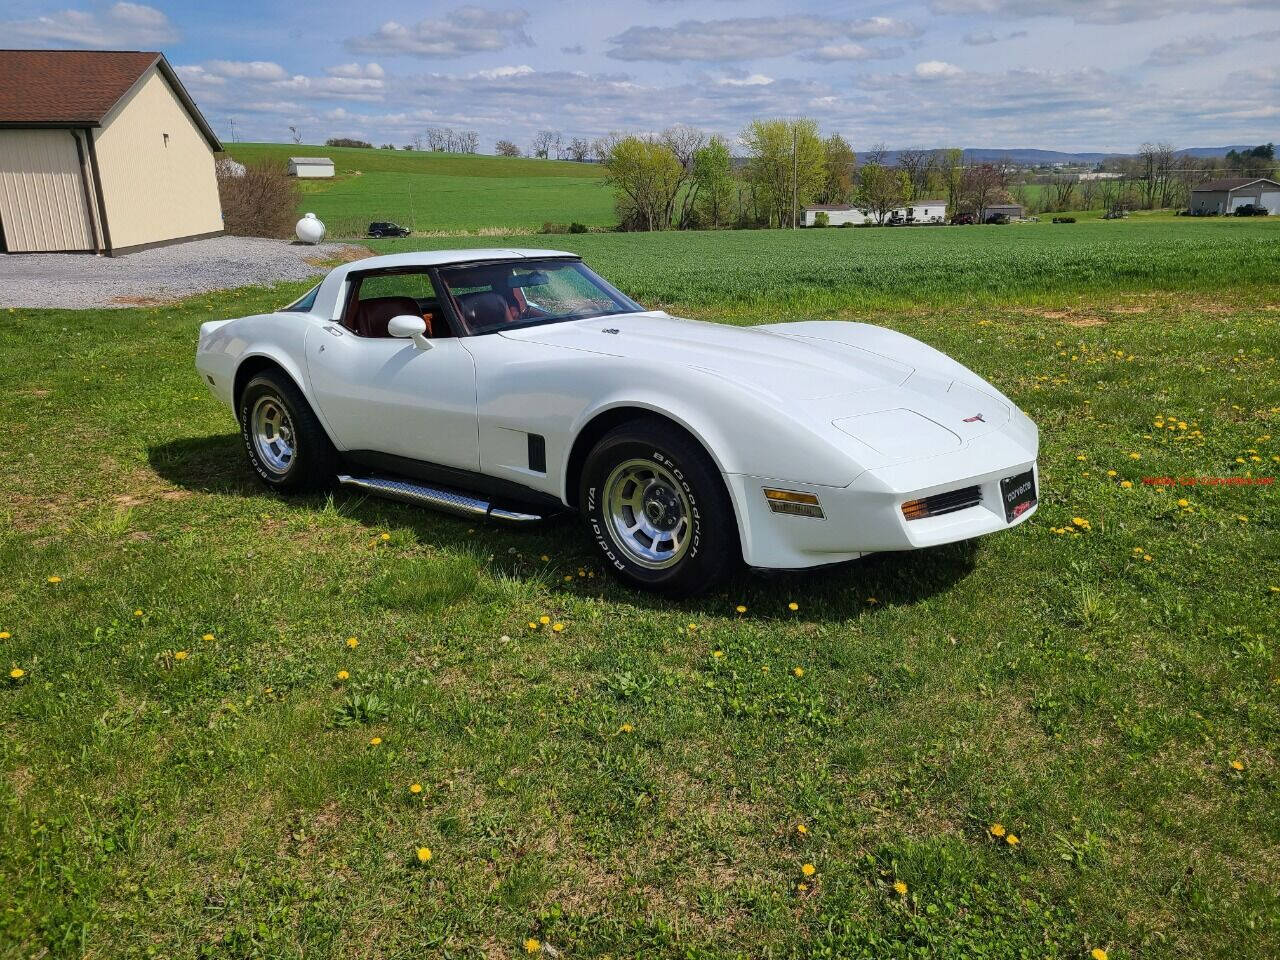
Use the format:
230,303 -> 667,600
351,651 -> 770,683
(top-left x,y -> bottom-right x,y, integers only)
225,143 -> 613,235
2,223 -> 1278,958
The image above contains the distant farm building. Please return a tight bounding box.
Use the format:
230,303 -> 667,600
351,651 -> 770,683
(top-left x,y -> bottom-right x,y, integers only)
982,203 -> 1024,221
0,50 -> 223,255
803,201 -> 947,226
1188,177 -> 1280,215
289,157 -> 335,178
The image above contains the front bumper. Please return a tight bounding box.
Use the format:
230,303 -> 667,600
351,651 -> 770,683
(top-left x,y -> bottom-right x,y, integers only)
726,436 -> 1038,570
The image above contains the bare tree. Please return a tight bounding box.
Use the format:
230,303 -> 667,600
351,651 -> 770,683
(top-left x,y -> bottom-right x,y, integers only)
564,137 -> 591,163
495,139 -> 521,157
410,134 -> 423,151
895,147 -> 929,201
288,124 -> 302,145
460,131 -> 480,154
1049,175 -> 1077,211
863,141 -> 888,166
962,163 -> 1007,220
531,130 -> 560,159
591,133 -> 620,164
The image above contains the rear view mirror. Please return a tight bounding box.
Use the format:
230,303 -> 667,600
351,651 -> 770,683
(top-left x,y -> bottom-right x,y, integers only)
388,314 -> 431,350
512,270 -> 550,288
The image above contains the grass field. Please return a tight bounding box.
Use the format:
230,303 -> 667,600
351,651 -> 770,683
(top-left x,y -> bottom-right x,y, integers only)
2,220 -> 1279,958
225,143 -> 613,235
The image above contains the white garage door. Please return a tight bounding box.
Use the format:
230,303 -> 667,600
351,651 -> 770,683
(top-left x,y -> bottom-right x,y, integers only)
0,129 -> 96,252
1260,191 -> 1280,215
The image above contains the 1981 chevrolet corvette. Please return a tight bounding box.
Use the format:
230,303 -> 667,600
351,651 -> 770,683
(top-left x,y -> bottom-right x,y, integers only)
196,249 -> 1039,595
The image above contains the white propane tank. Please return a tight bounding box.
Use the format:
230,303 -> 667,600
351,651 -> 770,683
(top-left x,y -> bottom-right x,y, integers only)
295,212 -> 326,244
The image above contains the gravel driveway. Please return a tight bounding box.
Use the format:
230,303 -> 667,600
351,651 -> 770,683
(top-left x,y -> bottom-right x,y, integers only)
0,235 -> 370,309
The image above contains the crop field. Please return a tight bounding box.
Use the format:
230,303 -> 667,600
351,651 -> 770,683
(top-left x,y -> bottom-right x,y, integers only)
225,143 -> 613,235
2,221 -> 1278,958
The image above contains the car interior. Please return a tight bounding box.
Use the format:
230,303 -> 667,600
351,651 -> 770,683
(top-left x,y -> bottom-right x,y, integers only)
343,270 -> 449,339
444,264 -> 547,332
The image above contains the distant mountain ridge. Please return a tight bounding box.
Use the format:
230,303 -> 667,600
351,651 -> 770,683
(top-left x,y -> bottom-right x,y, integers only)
874,146 -> 1260,165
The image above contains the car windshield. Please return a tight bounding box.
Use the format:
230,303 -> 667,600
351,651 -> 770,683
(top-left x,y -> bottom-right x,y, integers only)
437,258 -> 644,336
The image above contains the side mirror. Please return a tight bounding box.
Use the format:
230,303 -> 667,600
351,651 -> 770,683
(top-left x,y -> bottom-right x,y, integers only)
387,314 -> 431,350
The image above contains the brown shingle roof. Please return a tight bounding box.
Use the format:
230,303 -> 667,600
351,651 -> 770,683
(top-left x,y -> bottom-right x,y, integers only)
0,49 -> 220,149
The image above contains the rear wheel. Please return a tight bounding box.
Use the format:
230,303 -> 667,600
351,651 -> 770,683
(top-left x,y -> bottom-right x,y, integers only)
581,419 -> 738,596
238,371 -> 337,493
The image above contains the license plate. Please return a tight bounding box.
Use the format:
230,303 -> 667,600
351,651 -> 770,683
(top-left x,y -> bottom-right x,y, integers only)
999,470 -> 1037,522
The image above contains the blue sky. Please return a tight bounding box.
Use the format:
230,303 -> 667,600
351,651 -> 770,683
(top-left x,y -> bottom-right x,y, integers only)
3,0 -> 1278,152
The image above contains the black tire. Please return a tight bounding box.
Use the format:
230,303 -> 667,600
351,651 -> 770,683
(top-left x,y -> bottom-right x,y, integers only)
238,370 -> 338,493
580,419 -> 739,596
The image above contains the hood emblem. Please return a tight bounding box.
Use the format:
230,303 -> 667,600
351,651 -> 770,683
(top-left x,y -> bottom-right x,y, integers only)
601,328 -> 619,335
963,413 -> 985,423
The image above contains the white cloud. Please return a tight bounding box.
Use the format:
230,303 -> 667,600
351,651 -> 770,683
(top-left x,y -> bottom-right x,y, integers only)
326,62 -> 385,79
930,0 -> 1277,24
345,6 -> 531,58
813,42 -> 903,62
607,15 -> 917,61
0,1 -> 178,47
473,64 -> 536,80
715,73 -> 774,86
205,60 -> 289,81
915,60 -> 964,78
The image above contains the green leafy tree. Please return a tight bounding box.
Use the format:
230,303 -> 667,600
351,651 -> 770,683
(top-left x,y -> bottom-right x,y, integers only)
602,136 -> 684,231
820,134 -> 856,205
741,118 -> 827,228
857,163 -> 910,225
691,136 -> 736,229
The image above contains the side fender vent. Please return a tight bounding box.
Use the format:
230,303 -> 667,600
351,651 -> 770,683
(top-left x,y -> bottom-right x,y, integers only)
527,433 -> 547,473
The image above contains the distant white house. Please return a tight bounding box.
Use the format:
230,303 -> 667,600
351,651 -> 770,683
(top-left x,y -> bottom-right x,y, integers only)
804,200 -> 946,226
288,156 -> 334,178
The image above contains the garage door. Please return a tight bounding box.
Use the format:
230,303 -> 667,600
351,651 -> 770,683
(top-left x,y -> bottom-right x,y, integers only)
0,129 -> 96,252
1261,191 -> 1280,215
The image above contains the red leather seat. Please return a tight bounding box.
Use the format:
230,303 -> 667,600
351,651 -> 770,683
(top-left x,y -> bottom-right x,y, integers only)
456,291 -> 516,329
351,296 -> 432,338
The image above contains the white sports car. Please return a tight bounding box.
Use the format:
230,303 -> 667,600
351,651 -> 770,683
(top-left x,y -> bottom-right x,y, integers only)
196,249 -> 1039,595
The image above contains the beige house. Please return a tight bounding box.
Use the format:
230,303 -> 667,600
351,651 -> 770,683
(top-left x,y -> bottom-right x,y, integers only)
0,50 -> 223,255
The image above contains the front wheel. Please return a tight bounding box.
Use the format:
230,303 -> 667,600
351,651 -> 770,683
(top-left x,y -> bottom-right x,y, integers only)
580,419 -> 739,596
238,371 -> 337,493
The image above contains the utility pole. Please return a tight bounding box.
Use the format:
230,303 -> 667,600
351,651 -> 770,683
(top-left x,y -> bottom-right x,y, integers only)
227,117 -> 237,143
792,124 -> 798,230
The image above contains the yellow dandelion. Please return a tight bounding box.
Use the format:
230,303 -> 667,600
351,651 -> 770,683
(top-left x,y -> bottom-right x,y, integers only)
1092,950 -> 1109,960
1075,454 -> 1086,461
867,597 -> 878,604
540,554 -> 549,561
0,631 -> 10,640
134,609 -> 144,617
990,823 -> 1006,837
47,576 -> 62,584
893,880 -> 908,896
797,882 -> 809,892
410,783 -> 423,794
380,532 -> 391,541
1106,469 -> 1117,477
523,939 -> 541,954
1143,555 -> 1153,562
336,669 -> 349,681
202,633 -> 215,642
369,737 -> 382,746
552,623 -> 565,632
1006,834 -> 1020,846
528,621 -> 538,630
618,722 -> 633,734
1120,480 -> 1133,488
796,823 -> 808,835
1230,759 -> 1244,771
1177,498 -> 1189,507
173,650 -> 188,661
712,650 -> 724,659
1237,515 -> 1249,523
416,846 -> 432,863
801,863 -> 816,877
539,615 -> 551,625
793,667 -> 805,678
1129,452 -> 1141,460
9,667 -> 25,680
735,605 -> 747,614
688,623 -> 698,632
788,602 -> 799,611
563,575 -> 573,582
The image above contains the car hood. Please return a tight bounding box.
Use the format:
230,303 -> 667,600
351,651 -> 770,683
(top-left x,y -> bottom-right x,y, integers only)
500,311 -> 914,402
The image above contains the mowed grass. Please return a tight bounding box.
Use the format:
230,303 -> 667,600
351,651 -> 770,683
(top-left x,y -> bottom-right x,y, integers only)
226,142 -> 613,235
2,225 -> 1279,959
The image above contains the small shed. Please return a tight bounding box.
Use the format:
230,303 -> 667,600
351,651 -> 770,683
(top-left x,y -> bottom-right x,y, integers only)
983,203 -> 1024,222
1188,177 -> 1280,215
289,157 -> 334,178
803,204 -> 868,226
